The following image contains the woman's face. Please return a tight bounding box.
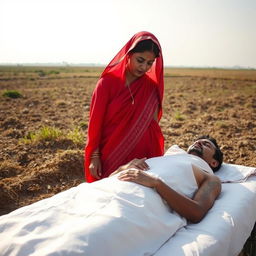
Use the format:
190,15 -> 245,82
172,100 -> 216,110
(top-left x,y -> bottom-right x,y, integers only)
126,51 -> 156,79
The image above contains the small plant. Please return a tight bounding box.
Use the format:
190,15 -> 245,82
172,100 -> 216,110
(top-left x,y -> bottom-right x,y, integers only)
35,70 -> 46,77
79,121 -> 88,129
36,126 -> 63,141
67,127 -> 84,145
2,90 -> 22,99
34,69 -> 60,77
21,126 -> 63,144
174,111 -> 185,121
48,70 -> 60,75
216,121 -> 228,129
20,126 -> 85,146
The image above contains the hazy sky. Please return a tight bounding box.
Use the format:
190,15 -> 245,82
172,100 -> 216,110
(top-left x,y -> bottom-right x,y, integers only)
0,0 -> 256,68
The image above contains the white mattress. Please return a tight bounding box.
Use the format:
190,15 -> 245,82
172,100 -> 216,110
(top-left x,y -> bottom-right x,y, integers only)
154,164 -> 256,256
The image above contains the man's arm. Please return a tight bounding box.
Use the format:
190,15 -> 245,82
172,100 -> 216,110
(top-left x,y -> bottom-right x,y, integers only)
154,169 -> 221,223
118,166 -> 221,223
189,165 -> 222,222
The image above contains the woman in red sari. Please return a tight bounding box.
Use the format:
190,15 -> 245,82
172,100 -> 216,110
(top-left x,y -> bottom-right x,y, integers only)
85,31 -> 164,182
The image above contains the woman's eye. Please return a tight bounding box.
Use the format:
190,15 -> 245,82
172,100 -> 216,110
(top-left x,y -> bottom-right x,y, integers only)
137,59 -> 144,63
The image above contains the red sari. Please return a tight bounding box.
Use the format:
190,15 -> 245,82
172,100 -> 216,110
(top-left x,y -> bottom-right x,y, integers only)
85,31 -> 164,182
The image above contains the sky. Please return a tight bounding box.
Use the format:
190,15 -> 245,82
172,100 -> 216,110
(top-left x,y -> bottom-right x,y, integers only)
0,0 -> 256,68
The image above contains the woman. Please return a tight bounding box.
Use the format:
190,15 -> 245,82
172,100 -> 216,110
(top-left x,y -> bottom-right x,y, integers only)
85,31 -> 165,182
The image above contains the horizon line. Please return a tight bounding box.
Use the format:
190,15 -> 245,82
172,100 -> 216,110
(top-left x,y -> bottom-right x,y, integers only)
0,62 -> 255,70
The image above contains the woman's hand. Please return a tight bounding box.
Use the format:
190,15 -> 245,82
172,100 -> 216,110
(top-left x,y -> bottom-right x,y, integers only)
118,168 -> 159,188
110,158 -> 149,177
125,158 -> 149,171
89,157 -> 102,179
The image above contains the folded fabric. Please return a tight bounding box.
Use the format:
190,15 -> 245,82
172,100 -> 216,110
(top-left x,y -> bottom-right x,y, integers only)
215,163 -> 256,183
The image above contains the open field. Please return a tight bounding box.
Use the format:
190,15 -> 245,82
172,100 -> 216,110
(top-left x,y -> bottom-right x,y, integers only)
0,66 -> 256,216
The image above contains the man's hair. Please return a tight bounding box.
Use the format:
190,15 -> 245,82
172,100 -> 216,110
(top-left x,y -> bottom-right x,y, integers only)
129,39 -> 160,57
196,135 -> 224,172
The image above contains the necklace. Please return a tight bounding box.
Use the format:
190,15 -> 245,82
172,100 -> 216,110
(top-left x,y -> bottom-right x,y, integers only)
127,84 -> 135,105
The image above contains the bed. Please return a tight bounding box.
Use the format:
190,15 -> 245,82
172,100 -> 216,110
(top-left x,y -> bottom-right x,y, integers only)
154,160 -> 256,256
0,148 -> 255,256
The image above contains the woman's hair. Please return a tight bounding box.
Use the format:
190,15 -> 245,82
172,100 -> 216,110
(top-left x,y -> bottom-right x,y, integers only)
129,39 -> 160,57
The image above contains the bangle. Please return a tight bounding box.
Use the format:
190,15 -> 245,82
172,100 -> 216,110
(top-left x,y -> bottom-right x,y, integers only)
91,152 -> 100,156
91,155 -> 100,159
91,152 -> 101,159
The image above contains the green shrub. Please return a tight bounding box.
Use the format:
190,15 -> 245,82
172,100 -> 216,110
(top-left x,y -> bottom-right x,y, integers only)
2,90 -> 22,98
34,69 -> 60,77
79,121 -> 88,129
67,127 -> 84,145
35,70 -> 46,77
20,126 -> 84,146
21,126 -> 63,144
37,126 -> 63,141
174,111 -> 186,121
48,70 -> 60,75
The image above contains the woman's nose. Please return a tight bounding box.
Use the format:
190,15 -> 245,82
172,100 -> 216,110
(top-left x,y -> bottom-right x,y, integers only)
141,62 -> 148,72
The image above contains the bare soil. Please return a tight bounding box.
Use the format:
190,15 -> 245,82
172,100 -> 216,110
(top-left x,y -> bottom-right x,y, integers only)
0,66 -> 255,216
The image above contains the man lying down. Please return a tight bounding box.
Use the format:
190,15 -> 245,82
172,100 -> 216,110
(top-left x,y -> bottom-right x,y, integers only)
0,135 -> 223,256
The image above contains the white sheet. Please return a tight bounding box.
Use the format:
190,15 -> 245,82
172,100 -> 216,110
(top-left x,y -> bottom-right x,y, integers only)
215,163 -> 256,183
1,146 -> 255,256
0,153 -> 204,256
154,156 -> 256,256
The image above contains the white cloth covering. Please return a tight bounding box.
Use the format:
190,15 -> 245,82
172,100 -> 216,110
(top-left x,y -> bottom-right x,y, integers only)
0,151 -> 209,256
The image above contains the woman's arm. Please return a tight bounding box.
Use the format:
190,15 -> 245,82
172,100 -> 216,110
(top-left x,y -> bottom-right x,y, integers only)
153,105 -> 159,121
87,78 -> 110,179
89,148 -> 102,179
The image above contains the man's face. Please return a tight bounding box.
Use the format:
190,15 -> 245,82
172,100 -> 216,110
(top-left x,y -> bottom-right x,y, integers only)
187,139 -> 217,167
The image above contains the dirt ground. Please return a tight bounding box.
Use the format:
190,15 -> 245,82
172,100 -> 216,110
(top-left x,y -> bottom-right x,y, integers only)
0,66 -> 255,216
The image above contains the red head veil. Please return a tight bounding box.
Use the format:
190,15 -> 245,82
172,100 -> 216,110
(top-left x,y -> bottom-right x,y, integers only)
101,31 -> 164,119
